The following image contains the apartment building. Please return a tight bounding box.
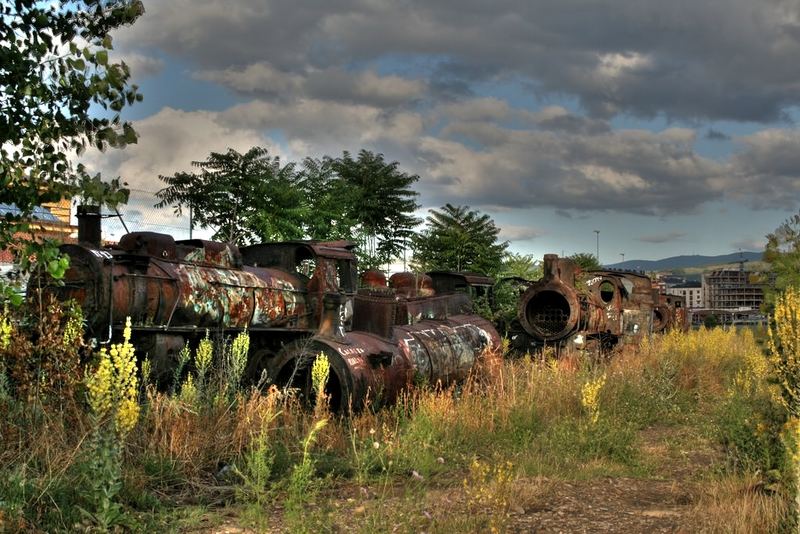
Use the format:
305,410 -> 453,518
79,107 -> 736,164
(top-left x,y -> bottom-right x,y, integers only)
703,268 -> 767,310
665,281 -> 705,309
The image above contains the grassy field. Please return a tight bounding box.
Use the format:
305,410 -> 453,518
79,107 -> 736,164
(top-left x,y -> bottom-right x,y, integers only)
0,302 -> 797,533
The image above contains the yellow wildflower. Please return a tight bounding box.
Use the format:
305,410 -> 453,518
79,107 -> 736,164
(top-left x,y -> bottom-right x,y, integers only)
86,348 -> 113,417
0,307 -> 12,350
180,373 -> 198,405
195,330 -> 213,381
62,305 -> 84,346
311,352 -> 330,400
86,317 -> 139,436
229,330 -> 250,386
581,373 -> 606,424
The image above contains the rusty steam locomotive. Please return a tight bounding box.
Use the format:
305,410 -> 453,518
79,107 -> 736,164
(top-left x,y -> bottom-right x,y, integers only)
36,209 -> 500,410
507,254 -> 688,355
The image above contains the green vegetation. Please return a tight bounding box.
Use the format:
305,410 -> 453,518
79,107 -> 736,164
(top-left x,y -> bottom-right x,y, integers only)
0,297 -> 796,532
0,0 -> 143,302
569,252 -> 602,270
412,203 -> 508,275
764,211 -> 800,310
155,147 -> 306,245
156,148 -> 421,269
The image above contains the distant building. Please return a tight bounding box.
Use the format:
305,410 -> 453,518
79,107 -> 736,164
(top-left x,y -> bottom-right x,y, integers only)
703,268 -> 768,310
666,281 -> 704,310
0,199 -> 76,266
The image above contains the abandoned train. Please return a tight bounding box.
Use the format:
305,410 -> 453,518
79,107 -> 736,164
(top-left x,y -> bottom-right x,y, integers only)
506,254 -> 688,355
34,207 -> 691,402
35,212 -> 500,410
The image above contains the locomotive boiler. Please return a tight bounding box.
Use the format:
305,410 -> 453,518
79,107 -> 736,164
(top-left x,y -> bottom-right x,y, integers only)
510,254 -> 655,355
34,214 -> 500,410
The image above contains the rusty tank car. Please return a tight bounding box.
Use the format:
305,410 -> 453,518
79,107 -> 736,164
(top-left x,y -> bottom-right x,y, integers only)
509,254 -> 655,355
34,213 -> 499,410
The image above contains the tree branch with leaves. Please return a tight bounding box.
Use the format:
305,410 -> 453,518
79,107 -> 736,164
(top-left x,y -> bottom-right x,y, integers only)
1,0 -> 143,302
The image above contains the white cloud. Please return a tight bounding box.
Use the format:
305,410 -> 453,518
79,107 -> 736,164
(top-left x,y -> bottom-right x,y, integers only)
115,52 -> 164,78
197,65 -> 426,107
80,107 -> 274,194
498,224 -> 543,242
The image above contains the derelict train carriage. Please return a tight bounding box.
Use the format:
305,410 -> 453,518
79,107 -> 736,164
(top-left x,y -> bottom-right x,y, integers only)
34,212 -> 500,411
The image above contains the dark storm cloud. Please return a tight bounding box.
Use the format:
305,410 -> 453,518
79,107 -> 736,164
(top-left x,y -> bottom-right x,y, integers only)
728,129 -> 800,209
119,0 -> 800,122
196,64 -> 427,108
101,1 -> 800,217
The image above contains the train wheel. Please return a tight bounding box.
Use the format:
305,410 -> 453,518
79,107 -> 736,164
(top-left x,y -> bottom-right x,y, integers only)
244,347 -> 278,387
267,340 -> 347,412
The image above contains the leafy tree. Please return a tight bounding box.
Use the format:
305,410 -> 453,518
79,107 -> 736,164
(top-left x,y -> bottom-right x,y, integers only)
330,150 -> 420,269
156,147 -> 306,245
296,157 -> 353,241
763,211 -> 800,309
411,204 -> 508,275
1,0 -> 143,300
569,252 -> 602,271
500,252 -> 542,280
703,314 -> 719,329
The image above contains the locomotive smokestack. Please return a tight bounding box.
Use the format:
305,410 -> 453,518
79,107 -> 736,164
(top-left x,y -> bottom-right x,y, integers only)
77,204 -> 102,248
542,254 -> 577,285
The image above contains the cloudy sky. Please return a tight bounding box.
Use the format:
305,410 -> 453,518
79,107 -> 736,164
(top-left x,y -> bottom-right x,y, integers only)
86,0 -> 800,264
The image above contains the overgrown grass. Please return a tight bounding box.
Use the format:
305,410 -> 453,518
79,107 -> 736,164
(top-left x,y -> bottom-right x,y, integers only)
0,299 -> 796,532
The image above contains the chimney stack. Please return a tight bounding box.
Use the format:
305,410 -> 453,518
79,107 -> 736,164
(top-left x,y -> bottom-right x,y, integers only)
77,204 -> 101,248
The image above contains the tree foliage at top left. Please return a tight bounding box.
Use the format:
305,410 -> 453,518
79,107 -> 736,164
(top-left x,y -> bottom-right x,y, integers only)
0,0 -> 143,293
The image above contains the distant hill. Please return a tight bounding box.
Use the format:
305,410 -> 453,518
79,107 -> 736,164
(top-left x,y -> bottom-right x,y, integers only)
604,251 -> 763,272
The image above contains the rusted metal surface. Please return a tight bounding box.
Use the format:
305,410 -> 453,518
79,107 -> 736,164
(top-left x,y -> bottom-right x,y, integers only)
77,205 -> 102,247
428,271 -> 493,295
389,272 -> 434,297
360,269 -> 387,288
517,254 -> 592,343
37,229 -> 500,409
651,291 -> 690,333
38,234 -> 345,339
511,254 -> 656,355
271,313 -> 500,410
351,290 -> 396,338
652,290 -> 673,333
664,294 -> 690,332
583,269 -> 654,347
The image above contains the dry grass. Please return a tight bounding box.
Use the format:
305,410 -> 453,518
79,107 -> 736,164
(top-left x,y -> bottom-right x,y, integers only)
690,474 -> 790,533
0,324 -> 796,532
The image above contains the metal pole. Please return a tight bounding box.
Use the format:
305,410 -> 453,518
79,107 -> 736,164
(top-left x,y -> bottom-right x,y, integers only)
620,252 -> 625,263
189,202 -> 193,239
594,230 -> 600,262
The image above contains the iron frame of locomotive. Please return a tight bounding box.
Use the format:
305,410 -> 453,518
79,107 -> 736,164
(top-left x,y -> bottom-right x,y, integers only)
36,210 -> 499,411
509,254 -> 656,355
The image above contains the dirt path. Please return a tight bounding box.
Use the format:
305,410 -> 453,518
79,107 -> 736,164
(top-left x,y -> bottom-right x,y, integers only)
199,425 -> 724,533
509,476 -> 694,533
505,426 -> 717,532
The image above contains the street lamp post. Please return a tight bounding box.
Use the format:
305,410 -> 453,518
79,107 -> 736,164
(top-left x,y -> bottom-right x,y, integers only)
620,252 -> 625,263
594,230 -> 600,262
